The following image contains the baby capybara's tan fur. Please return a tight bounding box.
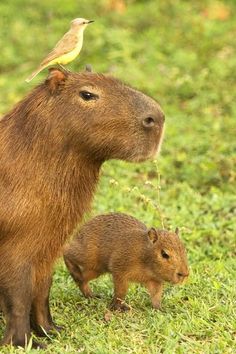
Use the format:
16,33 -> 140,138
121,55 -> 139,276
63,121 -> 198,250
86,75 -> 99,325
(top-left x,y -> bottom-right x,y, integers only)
0,68 -> 164,347
64,213 -> 189,311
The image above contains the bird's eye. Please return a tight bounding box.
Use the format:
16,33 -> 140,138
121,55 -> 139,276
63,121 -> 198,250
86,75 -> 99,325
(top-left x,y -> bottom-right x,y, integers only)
79,91 -> 98,101
83,22 -> 86,24
161,250 -> 170,259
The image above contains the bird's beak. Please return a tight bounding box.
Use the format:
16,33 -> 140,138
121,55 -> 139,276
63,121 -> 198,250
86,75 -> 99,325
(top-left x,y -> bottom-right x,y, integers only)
87,20 -> 94,24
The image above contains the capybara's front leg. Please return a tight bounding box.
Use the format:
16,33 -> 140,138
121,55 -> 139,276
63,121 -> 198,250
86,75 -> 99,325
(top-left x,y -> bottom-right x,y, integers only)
110,275 -> 130,312
145,280 -> 163,310
0,267 -> 43,349
30,271 -> 61,337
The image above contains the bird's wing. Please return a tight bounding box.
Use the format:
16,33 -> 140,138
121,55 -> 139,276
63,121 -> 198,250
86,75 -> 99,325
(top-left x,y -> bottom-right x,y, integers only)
40,31 -> 79,66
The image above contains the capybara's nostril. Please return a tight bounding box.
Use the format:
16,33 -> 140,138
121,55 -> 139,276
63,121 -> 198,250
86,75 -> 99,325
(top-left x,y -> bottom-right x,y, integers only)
142,116 -> 156,129
177,271 -> 189,278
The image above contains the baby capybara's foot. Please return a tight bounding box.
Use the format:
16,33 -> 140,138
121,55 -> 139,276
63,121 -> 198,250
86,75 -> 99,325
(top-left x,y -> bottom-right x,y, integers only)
84,292 -> 102,299
110,298 -> 131,312
79,283 -> 95,298
152,302 -> 162,311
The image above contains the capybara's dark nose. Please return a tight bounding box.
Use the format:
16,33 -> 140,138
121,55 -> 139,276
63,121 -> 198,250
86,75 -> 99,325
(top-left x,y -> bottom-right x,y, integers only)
142,112 -> 165,129
177,272 -> 184,278
177,271 -> 189,279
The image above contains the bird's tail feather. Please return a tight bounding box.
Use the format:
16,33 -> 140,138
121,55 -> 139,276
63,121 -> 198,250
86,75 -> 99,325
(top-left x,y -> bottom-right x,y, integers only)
25,65 -> 45,83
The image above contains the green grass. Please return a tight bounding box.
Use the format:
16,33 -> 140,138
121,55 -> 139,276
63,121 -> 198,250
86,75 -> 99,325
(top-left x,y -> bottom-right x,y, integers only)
0,0 -> 236,353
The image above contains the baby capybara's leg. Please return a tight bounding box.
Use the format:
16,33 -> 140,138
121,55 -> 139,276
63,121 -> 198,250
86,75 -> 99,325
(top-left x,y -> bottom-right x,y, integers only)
64,255 -> 84,285
30,271 -> 61,336
0,266 -> 43,348
145,280 -> 163,310
110,274 -> 130,312
78,269 -> 100,298
64,256 -> 98,298
64,256 -> 87,294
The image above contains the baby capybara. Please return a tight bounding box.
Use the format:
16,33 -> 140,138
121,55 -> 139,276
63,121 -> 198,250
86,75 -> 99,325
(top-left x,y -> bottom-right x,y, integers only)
64,213 -> 189,311
0,68 -> 164,348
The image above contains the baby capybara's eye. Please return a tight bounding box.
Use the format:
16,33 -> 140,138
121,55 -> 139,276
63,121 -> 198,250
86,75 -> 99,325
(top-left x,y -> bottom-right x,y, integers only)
79,91 -> 98,101
161,250 -> 170,259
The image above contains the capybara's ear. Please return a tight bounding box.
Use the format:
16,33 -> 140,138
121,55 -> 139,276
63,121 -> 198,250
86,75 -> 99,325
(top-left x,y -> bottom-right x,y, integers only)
147,227 -> 158,244
45,67 -> 68,94
175,227 -> 179,236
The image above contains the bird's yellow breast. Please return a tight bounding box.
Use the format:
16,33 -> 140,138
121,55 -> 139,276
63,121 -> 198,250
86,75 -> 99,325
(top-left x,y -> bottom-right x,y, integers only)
49,39 -> 83,66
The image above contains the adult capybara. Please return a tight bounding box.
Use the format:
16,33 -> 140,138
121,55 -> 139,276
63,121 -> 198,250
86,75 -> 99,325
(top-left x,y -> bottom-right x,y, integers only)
64,213 -> 189,311
0,67 -> 164,348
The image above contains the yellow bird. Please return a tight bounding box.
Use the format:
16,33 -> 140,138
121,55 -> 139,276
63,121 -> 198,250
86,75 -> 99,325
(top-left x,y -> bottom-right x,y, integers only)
25,18 -> 94,82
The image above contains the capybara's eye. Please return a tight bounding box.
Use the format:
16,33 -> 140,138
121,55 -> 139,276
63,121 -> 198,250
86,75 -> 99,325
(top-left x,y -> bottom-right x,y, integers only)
79,91 -> 98,101
161,250 -> 170,259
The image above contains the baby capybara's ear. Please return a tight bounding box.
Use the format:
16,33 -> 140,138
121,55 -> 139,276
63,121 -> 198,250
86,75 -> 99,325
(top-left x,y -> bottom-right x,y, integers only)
147,228 -> 158,244
45,67 -> 68,94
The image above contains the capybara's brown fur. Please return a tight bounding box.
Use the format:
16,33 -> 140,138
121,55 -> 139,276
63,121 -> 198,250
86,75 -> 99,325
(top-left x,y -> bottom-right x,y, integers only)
0,68 -> 164,347
64,213 -> 189,311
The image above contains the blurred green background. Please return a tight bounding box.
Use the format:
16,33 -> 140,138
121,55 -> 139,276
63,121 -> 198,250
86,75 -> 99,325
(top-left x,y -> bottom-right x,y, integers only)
0,0 -> 235,353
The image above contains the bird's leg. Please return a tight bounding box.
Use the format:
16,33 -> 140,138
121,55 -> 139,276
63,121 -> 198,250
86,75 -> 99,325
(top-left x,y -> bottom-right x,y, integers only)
85,64 -> 93,72
57,64 -> 71,73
